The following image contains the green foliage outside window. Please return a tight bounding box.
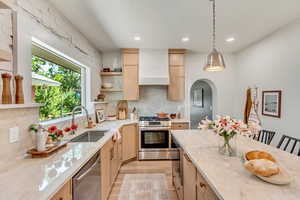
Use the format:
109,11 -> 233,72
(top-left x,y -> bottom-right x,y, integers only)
32,56 -> 82,121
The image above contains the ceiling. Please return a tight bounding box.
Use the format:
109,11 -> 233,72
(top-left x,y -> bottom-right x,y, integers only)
50,0 -> 300,53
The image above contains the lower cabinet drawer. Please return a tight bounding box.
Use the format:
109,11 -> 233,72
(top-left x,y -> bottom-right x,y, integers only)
173,174 -> 183,200
171,122 -> 189,130
51,180 -> 72,200
197,172 -> 219,200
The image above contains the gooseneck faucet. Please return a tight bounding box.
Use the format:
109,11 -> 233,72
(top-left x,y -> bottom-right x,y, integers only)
71,105 -> 89,135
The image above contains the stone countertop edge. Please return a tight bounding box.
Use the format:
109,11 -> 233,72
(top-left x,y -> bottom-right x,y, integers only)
0,120 -> 137,200
171,130 -> 224,200
47,119 -> 138,199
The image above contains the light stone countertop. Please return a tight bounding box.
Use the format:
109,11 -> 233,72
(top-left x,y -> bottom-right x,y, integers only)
0,120 -> 137,200
171,129 -> 300,200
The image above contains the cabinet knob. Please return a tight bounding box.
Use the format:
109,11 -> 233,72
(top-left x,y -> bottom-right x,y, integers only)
199,182 -> 206,188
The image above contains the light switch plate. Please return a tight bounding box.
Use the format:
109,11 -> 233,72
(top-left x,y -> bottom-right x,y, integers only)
9,127 -> 19,143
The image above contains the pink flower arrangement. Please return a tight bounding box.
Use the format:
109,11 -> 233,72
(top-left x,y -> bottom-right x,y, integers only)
199,115 -> 261,156
199,115 -> 260,137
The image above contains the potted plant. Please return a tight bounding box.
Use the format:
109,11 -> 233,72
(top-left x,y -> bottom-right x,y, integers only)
29,124 -> 75,151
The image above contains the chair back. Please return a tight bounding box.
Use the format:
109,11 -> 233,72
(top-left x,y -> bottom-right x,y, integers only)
277,135 -> 300,156
253,130 -> 275,145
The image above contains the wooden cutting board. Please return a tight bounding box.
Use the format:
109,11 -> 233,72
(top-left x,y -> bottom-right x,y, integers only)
27,141 -> 67,158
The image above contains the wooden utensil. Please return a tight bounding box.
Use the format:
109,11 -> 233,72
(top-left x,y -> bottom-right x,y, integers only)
1,73 -> 12,104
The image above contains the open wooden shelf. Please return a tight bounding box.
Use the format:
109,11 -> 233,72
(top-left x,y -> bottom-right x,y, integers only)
0,49 -> 12,62
100,72 -> 123,76
100,88 -> 123,92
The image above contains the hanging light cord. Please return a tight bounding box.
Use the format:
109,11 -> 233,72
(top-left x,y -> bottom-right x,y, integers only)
211,0 -> 216,50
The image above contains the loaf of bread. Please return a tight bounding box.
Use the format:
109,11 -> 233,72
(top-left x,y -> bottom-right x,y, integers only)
244,159 -> 279,177
246,150 -> 276,163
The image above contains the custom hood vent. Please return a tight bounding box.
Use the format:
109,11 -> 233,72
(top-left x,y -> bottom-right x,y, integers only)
139,49 -> 169,85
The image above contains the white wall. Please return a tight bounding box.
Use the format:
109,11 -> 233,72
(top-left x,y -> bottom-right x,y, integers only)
0,0 -> 103,162
185,52 -> 238,121
1,0 -> 102,105
235,18 -> 300,143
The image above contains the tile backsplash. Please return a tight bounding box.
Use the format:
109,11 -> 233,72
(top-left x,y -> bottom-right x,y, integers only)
0,108 -> 39,166
105,86 -> 185,116
129,86 -> 185,116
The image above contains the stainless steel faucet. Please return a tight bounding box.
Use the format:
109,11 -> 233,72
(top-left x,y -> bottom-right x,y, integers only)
71,105 -> 89,135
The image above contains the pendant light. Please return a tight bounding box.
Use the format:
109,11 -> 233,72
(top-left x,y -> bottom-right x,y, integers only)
204,0 -> 226,72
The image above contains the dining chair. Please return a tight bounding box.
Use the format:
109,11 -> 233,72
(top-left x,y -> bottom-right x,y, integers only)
253,130 -> 276,145
276,135 -> 300,156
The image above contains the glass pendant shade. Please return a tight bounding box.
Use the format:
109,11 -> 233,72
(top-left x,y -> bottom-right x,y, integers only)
204,48 -> 226,72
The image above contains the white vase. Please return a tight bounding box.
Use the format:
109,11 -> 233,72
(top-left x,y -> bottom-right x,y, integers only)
36,130 -> 48,152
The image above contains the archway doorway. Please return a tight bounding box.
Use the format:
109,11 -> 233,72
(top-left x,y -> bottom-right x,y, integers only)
190,80 -> 213,129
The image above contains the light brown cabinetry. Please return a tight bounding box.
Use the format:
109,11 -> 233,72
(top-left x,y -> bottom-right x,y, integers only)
111,139 -> 122,183
196,171 -> 219,200
101,139 -> 113,200
101,138 -> 122,200
122,49 -> 139,100
183,153 -> 197,200
168,49 -> 186,101
171,122 -> 189,130
121,123 -> 138,162
182,151 -> 219,200
51,180 -> 72,200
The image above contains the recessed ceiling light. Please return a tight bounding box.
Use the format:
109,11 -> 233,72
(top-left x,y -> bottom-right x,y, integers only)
181,37 -> 190,42
225,37 -> 235,42
134,36 -> 141,41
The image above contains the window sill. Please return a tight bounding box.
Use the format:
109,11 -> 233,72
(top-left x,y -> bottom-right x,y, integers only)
0,103 -> 43,110
39,114 -> 84,126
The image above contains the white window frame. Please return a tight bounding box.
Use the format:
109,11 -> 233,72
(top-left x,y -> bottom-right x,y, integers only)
31,37 -> 90,125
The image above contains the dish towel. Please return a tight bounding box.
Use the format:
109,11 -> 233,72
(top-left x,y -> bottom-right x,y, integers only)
112,128 -> 122,141
244,88 -> 252,124
248,88 -> 262,135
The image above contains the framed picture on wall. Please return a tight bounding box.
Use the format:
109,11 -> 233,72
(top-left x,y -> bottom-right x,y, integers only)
262,90 -> 282,118
96,109 -> 105,123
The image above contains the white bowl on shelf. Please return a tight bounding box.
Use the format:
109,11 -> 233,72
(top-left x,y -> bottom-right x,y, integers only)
102,83 -> 113,89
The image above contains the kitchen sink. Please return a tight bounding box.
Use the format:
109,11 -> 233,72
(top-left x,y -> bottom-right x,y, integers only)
69,130 -> 107,142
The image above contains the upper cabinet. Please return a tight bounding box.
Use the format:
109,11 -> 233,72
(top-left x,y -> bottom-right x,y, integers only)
122,48 -> 139,100
168,49 -> 186,101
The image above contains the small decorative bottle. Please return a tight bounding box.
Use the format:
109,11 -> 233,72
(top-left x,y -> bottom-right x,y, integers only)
15,75 -> 24,104
1,73 -> 12,104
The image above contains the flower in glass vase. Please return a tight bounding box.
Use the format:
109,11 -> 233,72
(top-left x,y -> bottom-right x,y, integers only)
199,116 -> 258,156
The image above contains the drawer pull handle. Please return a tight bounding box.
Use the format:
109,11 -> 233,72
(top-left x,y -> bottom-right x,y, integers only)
183,153 -> 192,162
199,182 -> 206,188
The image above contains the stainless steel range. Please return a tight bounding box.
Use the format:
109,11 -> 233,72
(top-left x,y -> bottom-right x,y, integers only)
139,116 -> 179,160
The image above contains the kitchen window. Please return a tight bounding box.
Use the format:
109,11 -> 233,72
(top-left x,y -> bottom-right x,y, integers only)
31,39 -> 86,122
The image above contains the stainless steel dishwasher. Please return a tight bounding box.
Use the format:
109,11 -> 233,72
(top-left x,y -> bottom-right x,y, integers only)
73,151 -> 101,200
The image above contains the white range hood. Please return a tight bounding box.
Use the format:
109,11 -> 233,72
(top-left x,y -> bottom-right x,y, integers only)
139,49 -> 169,85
